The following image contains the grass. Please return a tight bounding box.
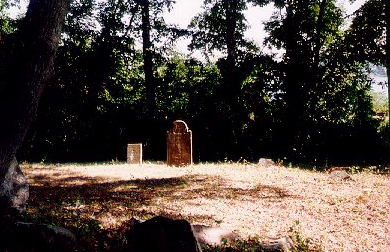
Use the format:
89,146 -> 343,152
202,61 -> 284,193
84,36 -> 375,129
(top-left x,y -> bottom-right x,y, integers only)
20,162 -> 390,252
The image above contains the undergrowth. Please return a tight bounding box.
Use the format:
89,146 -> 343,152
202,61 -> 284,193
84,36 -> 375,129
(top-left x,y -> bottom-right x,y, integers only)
201,238 -> 266,252
202,221 -> 323,252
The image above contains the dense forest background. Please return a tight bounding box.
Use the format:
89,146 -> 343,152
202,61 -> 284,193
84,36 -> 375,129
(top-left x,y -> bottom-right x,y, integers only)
1,0 -> 388,167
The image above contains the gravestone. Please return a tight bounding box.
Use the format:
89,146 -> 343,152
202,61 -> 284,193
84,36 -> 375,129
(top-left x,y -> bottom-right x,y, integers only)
167,120 -> 192,166
127,143 -> 142,165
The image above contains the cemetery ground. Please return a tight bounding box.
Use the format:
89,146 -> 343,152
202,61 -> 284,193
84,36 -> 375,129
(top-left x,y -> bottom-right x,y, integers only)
21,162 -> 389,252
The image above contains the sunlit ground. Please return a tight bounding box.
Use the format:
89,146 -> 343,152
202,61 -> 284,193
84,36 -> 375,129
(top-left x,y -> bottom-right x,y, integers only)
22,162 -> 390,252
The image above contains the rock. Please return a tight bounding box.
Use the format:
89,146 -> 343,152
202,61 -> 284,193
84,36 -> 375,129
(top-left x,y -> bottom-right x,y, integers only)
0,157 -> 29,217
258,158 -> 276,168
192,225 -> 240,246
263,236 -> 295,252
329,170 -> 353,181
125,216 -> 202,252
127,216 -> 144,226
0,222 -> 77,252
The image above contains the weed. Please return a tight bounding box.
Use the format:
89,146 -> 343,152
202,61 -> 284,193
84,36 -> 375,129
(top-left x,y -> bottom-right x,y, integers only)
202,237 -> 265,252
288,220 -> 324,252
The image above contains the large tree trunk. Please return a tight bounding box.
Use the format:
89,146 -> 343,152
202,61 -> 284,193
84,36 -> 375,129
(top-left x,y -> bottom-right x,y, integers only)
0,0 -> 70,219
141,0 -> 156,117
385,0 -> 390,163
313,0 -> 327,73
219,0 -> 241,157
283,1 -> 301,161
224,0 -> 238,69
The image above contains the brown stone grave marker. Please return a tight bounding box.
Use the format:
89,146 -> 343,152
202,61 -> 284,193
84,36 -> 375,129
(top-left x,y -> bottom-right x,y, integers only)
127,143 -> 142,164
167,120 -> 193,166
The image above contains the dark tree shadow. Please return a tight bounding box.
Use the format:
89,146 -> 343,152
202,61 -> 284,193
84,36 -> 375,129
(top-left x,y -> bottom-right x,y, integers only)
24,171 -> 297,251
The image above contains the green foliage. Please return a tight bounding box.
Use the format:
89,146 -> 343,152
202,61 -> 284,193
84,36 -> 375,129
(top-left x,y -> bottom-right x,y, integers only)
188,0 -> 258,60
343,0 -> 390,164
10,0 -> 388,167
0,0 -> 21,87
0,2 -> 16,36
260,0 -> 381,165
288,221 -> 313,251
201,237 -> 265,252
371,90 -> 388,115
155,55 -> 221,120
345,0 -> 386,65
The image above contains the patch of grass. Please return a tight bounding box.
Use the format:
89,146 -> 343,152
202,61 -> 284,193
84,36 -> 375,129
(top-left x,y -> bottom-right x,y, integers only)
201,237 -> 266,252
201,222 -> 325,252
349,165 -> 390,175
288,220 -> 324,252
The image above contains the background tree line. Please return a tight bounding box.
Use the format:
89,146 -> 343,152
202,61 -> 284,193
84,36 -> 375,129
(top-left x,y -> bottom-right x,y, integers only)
1,0 -> 388,167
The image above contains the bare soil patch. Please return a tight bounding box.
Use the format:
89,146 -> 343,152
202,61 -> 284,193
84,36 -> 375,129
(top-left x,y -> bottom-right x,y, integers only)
22,162 -> 390,251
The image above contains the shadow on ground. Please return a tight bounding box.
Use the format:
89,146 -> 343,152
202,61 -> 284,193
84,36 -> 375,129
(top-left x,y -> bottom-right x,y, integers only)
24,170 -> 296,251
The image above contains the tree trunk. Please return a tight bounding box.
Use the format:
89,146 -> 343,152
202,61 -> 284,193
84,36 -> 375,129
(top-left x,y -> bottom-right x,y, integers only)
314,0 -> 327,73
220,0 -> 241,157
311,0 -> 327,162
385,0 -> 390,163
283,1 -> 300,161
0,0 -> 70,219
141,0 -> 156,118
224,0 -> 238,68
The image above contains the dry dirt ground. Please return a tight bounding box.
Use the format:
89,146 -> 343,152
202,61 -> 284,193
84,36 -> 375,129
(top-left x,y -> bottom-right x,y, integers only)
23,162 -> 390,252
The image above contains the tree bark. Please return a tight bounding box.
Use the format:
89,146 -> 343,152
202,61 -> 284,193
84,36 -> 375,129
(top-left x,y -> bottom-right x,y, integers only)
283,1 -> 300,160
0,0 -> 70,218
140,0 -> 156,117
224,0 -> 238,67
314,0 -> 327,73
385,0 -> 390,163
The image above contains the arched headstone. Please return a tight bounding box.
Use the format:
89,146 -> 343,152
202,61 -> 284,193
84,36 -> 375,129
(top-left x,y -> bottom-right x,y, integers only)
167,120 -> 193,166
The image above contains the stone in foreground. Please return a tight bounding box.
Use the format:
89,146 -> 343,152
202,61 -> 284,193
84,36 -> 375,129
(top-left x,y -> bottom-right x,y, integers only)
263,236 -> 295,252
125,216 -> 202,252
0,222 -> 77,252
192,225 -> 240,246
